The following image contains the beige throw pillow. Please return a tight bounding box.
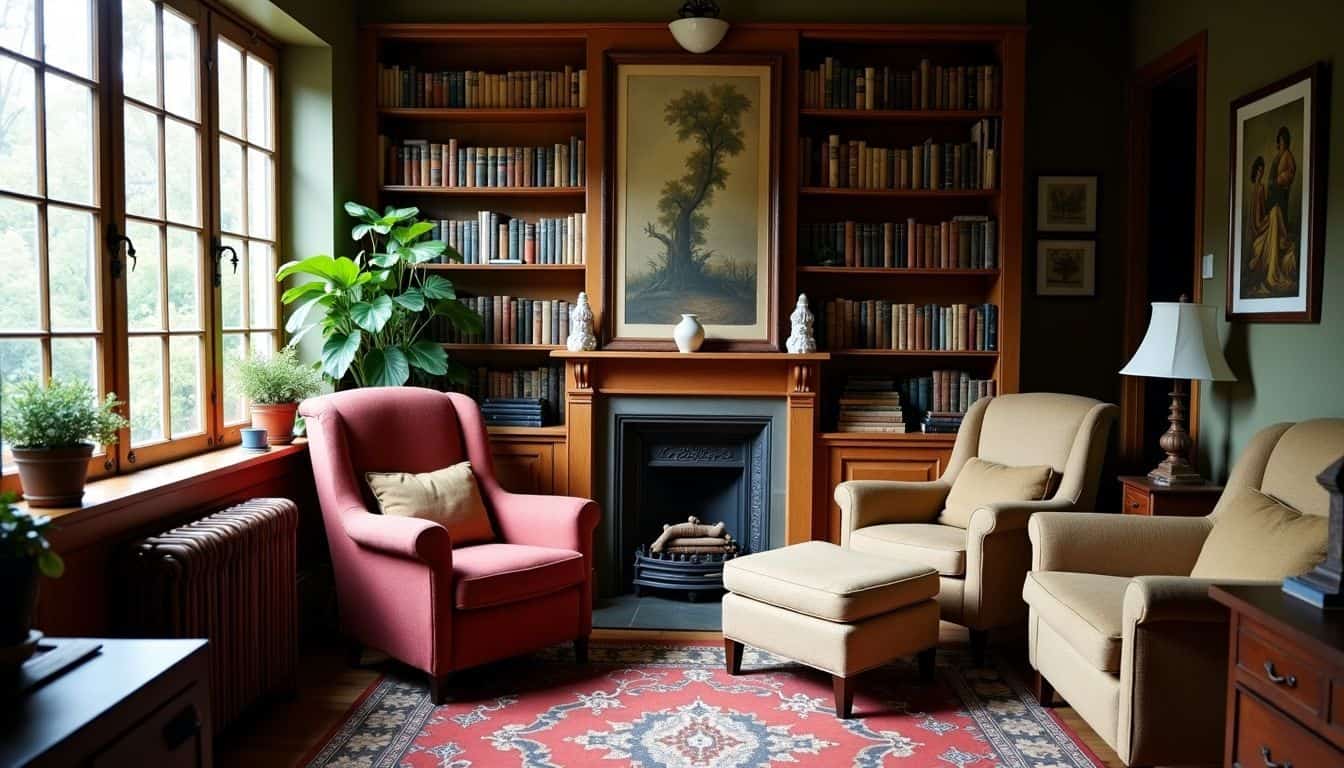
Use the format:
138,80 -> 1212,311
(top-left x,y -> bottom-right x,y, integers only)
939,458 -> 1057,528
365,461 -> 495,546
1190,490 -> 1326,580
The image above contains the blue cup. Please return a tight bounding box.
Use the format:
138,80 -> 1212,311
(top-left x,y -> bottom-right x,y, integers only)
240,427 -> 269,450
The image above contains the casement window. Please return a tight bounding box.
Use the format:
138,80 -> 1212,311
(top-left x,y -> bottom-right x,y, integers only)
0,0 -> 280,483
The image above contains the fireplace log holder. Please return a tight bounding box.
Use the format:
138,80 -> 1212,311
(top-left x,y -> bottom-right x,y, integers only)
631,547 -> 741,602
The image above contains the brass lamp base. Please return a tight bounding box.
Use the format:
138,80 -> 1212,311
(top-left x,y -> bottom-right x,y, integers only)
1147,381 -> 1206,486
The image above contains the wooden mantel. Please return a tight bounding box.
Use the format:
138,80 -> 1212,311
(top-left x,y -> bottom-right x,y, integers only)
552,351 -> 830,543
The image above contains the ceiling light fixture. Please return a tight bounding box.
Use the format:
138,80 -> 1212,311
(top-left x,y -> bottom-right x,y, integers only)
670,0 -> 729,54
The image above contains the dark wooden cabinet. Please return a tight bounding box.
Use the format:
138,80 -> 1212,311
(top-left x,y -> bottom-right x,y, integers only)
488,426 -> 568,495
1119,475 -> 1222,517
1,638 -> 211,768
1211,585 -> 1344,768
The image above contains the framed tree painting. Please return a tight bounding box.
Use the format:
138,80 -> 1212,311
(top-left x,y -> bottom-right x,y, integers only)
1037,175 -> 1098,232
1227,63 -> 1327,323
607,54 -> 780,350
1036,240 -> 1095,296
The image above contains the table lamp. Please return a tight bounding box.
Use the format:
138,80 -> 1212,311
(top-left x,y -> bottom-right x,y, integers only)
1120,299 -> 1236,485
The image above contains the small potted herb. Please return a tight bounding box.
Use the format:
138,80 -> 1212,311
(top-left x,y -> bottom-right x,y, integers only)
0,495 -> 63,648
238,347 -> 323,445
0,380 -> 127,508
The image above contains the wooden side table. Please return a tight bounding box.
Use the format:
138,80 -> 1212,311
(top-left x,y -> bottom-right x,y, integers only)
1119,475 -> 1223,517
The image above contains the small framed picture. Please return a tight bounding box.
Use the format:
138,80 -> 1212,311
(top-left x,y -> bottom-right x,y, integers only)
1037,175 -> 1098,232
1037,240 -> 1096,296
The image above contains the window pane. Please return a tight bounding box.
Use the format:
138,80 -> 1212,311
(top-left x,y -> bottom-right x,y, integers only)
249,240 -> 274,327
166,226 -> 199,331
222,332 -> 244,423
219,137 -> 243,233
0,56 -> 37,195
250,331 -> 274,359
164,117 -> 198,224
125,220 -> 161,330
127,335 -> 164,444
47,206 -> 95,330
0,197 -> 39,330
247,148 -> 271,238
0,337 -> 39,387
246,54 -> 272,149
44,0 -> 92,78
216,38 -> 242,136
168,335 -> 201,435
0,0 -> 34,58
124,104 -> 161,218
122,0 -> 157,106
162,7 -> 196,120
220,236 -> 243,327
45,74 -> 95,204
51,336 -> 95,391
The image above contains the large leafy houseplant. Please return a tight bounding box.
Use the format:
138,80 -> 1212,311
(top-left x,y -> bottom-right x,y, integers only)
0,494 -> 63,646
278,203 -> 482,387
1,379 -> 128,508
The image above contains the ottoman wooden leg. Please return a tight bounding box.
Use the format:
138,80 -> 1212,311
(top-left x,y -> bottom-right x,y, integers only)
917,647 -> 936,682
724,639 -> 743,675
574,636 -> 589,665
832,675 -> 854,718
1034,672 -> 1056,707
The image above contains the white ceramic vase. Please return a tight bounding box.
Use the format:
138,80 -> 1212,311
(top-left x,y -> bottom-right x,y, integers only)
673,314 -> 705,353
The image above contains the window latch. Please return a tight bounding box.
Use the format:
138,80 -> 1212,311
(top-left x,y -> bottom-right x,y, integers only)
213,240 -> 239,287
106,227 -> 137,278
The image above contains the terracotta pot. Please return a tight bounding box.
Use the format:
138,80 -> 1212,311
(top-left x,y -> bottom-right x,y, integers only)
0,558 -> 37,646
251,402 -> 299,445
11,444 -> 94,508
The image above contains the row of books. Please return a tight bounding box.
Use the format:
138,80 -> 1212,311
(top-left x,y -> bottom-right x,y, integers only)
820,300 -> 999,352
430,212 -> 585,265
437,296 -> 572,346
800,121 -> 999,190
835,376 -> 906,433
377,64 -> 588,109
481,399 -> 548,428
803,217 -> 997,270
802,59 -> 1000,111
903,370 -> 997,432
380,136 -> 585,188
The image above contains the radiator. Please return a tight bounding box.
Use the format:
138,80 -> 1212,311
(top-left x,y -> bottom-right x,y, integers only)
121,497 -> 299,732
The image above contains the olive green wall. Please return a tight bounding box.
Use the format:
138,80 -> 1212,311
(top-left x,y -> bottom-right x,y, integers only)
1131,0 -> 1344,480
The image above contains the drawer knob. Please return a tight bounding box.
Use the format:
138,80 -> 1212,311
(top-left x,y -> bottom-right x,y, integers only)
1263,661 -> 1297,688
1260,746 -> 1292,768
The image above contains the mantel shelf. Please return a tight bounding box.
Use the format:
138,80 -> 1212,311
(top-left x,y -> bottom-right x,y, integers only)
550,351 -> 831,362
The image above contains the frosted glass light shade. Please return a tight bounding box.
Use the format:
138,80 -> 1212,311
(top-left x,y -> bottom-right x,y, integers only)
669,17 -> 729,53
1120,302 -> 1237,382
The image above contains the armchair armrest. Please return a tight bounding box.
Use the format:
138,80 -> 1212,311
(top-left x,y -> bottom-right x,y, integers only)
490,492 -> 600,554
967,498 -> 1077,537
1029,512 -> 1212,577
344,510 -> 452,567
1124,575 -> 1270,625
835,480 -> 949,544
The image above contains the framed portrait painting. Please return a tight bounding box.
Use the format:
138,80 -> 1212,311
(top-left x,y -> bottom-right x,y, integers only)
1036,240 -> 1095,296
1227,63 -> 1327,323
1037,175 -> 1098,232
607,54 -> 779,350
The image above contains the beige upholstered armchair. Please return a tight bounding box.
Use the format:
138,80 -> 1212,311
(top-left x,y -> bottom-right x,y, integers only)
1023,418 -> 1344,768
835,393 -> 1117,658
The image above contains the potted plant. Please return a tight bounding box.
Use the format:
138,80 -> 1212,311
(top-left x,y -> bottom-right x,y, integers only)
0,380 -> 127,508
277,203 -> 483,387
0,495 -> 63,650
238,347 -> 323,445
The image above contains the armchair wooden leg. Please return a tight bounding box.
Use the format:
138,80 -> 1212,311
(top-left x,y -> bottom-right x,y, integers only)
724,639 -> 743,675
1033,671 -> 1056,707
917,648 -> 937,683
969,630 -> 988,667
832,675 -> 854,719
429,673 -> 452,705
575,635 -> 589,665
345,640 -> 363,668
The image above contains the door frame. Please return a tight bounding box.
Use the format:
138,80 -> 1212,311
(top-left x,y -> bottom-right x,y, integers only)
1121,31 -> 1208,466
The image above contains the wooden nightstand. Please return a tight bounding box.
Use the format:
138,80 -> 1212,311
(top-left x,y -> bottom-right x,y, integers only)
1119,475 -> 1223,517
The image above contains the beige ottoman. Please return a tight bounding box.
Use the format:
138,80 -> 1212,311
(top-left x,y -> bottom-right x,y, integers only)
721,540 -> 939,718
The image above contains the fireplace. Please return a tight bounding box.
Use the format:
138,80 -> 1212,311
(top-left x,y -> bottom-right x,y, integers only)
597,397 -> 786,596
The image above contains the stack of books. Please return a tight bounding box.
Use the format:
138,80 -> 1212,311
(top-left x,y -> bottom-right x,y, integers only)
480,398 -> 546,428
800,121 -> 999,190
802,216 -> 996,269
438,295 -> 572,346
820,300 -> 998,352
380,136 -> 584,188
429,211 -> 585,265
376,64 -> 587,109
836,377 -> 905,433
801,58 -> 999,111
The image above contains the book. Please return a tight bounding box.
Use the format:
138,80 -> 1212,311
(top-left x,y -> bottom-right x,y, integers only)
381,136 -> 584,189
378,64 -> 588,109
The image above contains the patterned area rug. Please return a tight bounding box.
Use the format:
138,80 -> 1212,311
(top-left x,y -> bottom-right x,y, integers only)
305,642 -> 1103,768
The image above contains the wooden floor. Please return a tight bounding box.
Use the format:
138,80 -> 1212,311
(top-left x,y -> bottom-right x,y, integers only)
218,623 -> 1123,767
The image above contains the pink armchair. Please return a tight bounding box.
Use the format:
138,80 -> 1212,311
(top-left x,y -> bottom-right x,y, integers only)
300,387 -> 599,702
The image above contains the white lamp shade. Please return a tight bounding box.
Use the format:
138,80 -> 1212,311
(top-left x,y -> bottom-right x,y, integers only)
1120,302 -> 1237,382
669,17 -> 729,53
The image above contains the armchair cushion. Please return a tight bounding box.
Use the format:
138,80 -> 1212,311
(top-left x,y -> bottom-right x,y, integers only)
452,543 -> 584,610
849,523 -> 967,576
1190,490 -> 1327,580
365,461 -> 496,546
939,458 -> 1057,528
1023,571 -> 1129,673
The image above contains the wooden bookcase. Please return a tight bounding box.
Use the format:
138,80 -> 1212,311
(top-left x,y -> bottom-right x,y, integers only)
358,24 -> 1025,526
